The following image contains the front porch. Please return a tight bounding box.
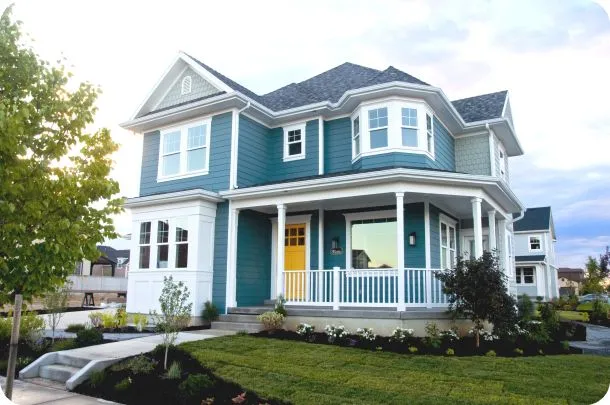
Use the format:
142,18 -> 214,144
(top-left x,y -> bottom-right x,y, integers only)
223,172 -> 520,313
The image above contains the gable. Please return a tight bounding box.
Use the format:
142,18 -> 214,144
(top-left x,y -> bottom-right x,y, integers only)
155,67 -> 223,111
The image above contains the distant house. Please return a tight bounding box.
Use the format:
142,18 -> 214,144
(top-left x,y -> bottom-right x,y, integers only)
557,267 -> 585,297
352,250 -> 371,269
75,246 -> 130,277
513,207 -> 558,300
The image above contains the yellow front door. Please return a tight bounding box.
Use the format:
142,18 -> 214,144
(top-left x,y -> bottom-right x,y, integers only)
284,224 -> 306,300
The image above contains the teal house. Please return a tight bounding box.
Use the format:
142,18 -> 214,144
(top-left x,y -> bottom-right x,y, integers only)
120,52 -> 543,332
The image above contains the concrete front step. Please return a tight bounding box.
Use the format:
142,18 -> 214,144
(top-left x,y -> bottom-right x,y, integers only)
210,321 -> 264,333
39,364 -> 81,383
56,353 -> 91,368
227,306 -> 272,315
218,314 -> 261,323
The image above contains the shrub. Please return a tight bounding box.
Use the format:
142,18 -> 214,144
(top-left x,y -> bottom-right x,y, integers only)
88,312 -> 103,328
514,348 -> 524,356
111,355 -> 158,375
324,325 -> 348,344
166,361 -> 182,380
356,328 -> 376,342
424,322 -> 442,349
274,295 -> 287,317
389,327 -> 414,344
17,356 -> 33,369
114,377 -> 132,392
178,373 -> 214,401
538,302 -> 560,336
590,300 -> 610,323
65,323 -> 86,333
561,340 -> 570,352
517,294 -> 535,321
296,323 -> 315,341
75,328 -> 103,347
115,308 -> 128,328
257,311 -> 285,331
485,350 -> 497,357
408,346 -> 418,354
89,370 -> 106,388
440,328 -> 460,344
101,312 -> 117,329
50,339 -> 76,352
20,312 -> 45,347
132,314 -> 147,332
445,348 -> 455,356
201,301 -> 219,323
523,320 -> 551,345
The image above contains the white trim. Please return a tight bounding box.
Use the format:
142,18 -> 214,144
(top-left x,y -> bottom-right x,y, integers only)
528,234 -> 543,252
488,126 -> 496,177
229,109 -> 239,189
181,75 -> 192,95
318,208 -> 324,271
514,229 -> 551,234
225,206 -> 239,310
157,118 -> 212,181
343,209 -> 397,270
318,117 -> 324,175
515,266 -> 536,286
351,111 -> 361,160
179,52 -> 234,93
271,213 -> 311,298
424,201 -> 431,269
125,189 -> 223,208
439,215 -> 457,269
283,122 -> 306,161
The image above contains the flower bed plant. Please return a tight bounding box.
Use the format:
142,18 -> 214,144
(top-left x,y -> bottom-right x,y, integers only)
74,345 -> 287,405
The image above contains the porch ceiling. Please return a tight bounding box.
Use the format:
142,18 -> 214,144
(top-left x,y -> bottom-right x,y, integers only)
251,192 -> 493,219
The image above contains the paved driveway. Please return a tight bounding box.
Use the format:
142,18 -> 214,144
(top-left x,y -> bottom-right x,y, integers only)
0,377 -> 119,404
570,323 -> 610,355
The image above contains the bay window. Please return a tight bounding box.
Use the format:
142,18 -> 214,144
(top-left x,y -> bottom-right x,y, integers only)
157,220 -> 169,268
352,100 -> 437,160
136,218 -> 191,270
138,222 -> 151,269
440,216 -> 457,269
175,217 -> 189,268
159,119 -> 211,180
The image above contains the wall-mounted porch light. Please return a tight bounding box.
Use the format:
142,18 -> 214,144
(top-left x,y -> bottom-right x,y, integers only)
330,237 -> 343,255
409,232 -> 417,246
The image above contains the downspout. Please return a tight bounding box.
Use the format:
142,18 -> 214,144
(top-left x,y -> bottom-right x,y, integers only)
231,101 -> 251,189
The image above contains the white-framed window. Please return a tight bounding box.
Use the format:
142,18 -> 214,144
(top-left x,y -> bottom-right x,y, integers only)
440,215 -> 457,269
401,107 -> 418,147
138,222 -> 151,269
156,219 -> 169,268
158,119 -> 211,180
181,75 -> 192,95
352,116 -> 361,157
344,210 -> 398,270
368,107 -> 389,149
529,235 -> 542,251
426,113 -> 434,154
174,217 -> 189,268
283,123 -> 306,161
516,267 -> 535,284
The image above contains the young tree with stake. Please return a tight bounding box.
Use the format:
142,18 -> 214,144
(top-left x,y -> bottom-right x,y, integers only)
0,7 -> 121,397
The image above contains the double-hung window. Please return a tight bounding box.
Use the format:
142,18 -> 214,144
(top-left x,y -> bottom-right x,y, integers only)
352,116 -> 360,156
516,267 -> 535,284
283,123 -> 306,161
159,119 -> 211,180
426,113 -> 434,153
529,235 -> 541,251
138,222 -> 151,269
368,107 -> 388,149
156,220 -> 170,268
440,216 -> 457,269
175,218 -> 189,268
401,108 -> 418,147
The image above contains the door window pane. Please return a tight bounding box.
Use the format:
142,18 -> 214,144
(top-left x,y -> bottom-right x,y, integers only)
351,218 -> 396,269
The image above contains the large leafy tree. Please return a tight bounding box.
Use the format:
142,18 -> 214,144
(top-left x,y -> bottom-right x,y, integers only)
581,248 -> 609,295
0,6 -> 121,396
436,252 -> 517,348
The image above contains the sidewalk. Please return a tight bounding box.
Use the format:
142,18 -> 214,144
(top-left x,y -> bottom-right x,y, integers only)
570,323 -> 610,355
0,377 -> 120,404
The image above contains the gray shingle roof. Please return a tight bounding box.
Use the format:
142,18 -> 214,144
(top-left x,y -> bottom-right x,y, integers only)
451,90 -> 508,123
514,207 -> 552,232
97,245 -> 130,264
516,255 -> 546,262
178,55 -> 508,122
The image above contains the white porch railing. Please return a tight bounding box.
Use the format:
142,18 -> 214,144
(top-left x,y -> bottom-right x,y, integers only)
281,268 -> 449,310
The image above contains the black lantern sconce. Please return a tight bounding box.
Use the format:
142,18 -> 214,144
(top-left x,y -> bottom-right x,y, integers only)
330,237 -> 343,255
409,232 -> 416,246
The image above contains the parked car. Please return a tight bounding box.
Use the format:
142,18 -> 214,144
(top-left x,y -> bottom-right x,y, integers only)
579,294 -> 609,303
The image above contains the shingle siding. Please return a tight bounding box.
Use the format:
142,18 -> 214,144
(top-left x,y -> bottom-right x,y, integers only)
139,112 -> 232,196
156,67 -> 221,111
455,134 -> 491,176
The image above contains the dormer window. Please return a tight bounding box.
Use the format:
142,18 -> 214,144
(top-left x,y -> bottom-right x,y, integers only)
181,75 -> 192,95
283,123 -> 306,161
352,100 -> 437,160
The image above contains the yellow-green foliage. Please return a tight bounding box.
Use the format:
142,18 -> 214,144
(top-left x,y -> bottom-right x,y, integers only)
445,348 -> 455,356
0,311 -> 44,344
132,314 -> 147,331
485,350 -> 497,357
115,309 -> 127,328
408,346 -> 418,354
101,312 -> 117,329
256,311 -> 285,331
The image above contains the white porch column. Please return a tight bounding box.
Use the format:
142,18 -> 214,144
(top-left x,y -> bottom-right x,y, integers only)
498,218 -> 508,275
318,208 -> 324,270
276,204 -> 286,299
471,197 -> 483,258
396,192 -> 406,311
226,206 -> 240,309
488,210 -> 497,252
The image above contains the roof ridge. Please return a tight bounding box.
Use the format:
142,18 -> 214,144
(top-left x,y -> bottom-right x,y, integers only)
452,89 -> 508,103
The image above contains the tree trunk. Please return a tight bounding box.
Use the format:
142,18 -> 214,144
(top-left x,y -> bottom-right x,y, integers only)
475,329 -> 480,348
5,294 -> 23,399
164,345 -> 169,370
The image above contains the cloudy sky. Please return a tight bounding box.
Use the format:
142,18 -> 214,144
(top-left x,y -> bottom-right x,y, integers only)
7,0 -> 610,267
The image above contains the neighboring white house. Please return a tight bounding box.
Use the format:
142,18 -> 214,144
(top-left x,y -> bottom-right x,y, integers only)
513,207 -> 558,300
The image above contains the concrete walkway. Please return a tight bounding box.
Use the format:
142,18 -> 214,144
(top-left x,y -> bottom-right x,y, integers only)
570,323 -> 610,355
0,377 -> 119,404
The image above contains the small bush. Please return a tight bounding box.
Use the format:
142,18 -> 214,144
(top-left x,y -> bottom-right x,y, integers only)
257,311 -> 285,331
524,321 -> 551,344
485,350 -> 497,357
296,323 -> 315,342
178,373 -> 215,401
65,323 -> 87,333
517,294 -> 535,321
356,327 -> 376,342
201,301 -> 219,323
20,312 -> 45,345
389,327 -> 414,344
274,295 -> 287,317
538,302 -> 560,335
132,314 -> 147,332
445,348 -> 455,356
101,312 -> 117,329
561,340 -> 571,352
75,328 -> 103,347
324,325 -> 348,344
591,300 -> 610,323
51,339 -> 76,352
89,370 -> 106,388
111,355 -> 158,375
17,356 -> 33,369
166,361 -> 182,379
424,322 -> 441,349
114,377 -> 132,392
514,348 -> 524,356
88,312 -> 103,328
408,346 -> 418,354
115,308 -> 128,328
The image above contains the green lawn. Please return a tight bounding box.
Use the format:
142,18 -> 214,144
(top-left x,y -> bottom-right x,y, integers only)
181,335 -> 610,405
558,310 -> 589,322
